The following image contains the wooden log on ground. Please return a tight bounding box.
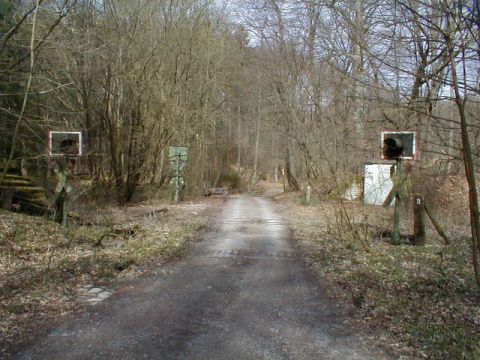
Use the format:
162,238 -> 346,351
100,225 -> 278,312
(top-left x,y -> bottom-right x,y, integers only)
2,174 -> 34,181
93,226 -> 141,248
13,194 -> 48,206
136,208 -> 168,218
0,179 -> 32,186
16,200 -> 52,215
0,186 -> 45,193
0,166 -> 51,215
0,187 -> 48,206
111,225 -> 141,238
204,187 -> 228,196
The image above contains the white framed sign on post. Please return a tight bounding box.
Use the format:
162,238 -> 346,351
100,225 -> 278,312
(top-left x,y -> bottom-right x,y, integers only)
48,130 -> 83,157
381,131 -> 417,160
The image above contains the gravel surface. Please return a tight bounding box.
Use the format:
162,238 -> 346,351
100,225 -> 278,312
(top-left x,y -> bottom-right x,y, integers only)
12,196 -> 389,359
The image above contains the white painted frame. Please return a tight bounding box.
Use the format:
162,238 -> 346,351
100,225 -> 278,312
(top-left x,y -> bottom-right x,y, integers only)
48,130 -> 83,156
381,131 -> 417,160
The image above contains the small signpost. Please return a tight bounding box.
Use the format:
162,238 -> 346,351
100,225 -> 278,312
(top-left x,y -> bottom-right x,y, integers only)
169,146 -> 189,203
375,131 -> 451,246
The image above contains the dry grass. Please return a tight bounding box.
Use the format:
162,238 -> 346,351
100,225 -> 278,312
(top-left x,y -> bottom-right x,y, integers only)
0,198 -> 220,353
275,192 -> 480,359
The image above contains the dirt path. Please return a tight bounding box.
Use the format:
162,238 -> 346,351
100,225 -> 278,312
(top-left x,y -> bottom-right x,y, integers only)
12,197 -> 388,359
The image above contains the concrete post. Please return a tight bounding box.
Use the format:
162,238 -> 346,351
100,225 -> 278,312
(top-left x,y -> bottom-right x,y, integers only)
304,185 -> 311,205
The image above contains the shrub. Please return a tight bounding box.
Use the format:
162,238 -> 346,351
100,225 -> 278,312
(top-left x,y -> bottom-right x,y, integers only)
220,169 -> 241,189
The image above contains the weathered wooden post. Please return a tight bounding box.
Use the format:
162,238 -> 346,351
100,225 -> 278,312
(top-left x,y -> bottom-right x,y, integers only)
392,159 -> 403,245
382,136 -> 408,245
48,131 -> 83,227
53,158 -> 74,227
169,146 -> 189,204
382,159 -> 406,245
413,194 -> 426,246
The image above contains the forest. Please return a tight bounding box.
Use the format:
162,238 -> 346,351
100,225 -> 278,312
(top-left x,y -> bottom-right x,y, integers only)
1,0 -> 480,358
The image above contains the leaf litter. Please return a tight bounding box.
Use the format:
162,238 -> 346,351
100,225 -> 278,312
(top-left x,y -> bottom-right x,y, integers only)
274,193 -> 480,360
0,197 -> 222,355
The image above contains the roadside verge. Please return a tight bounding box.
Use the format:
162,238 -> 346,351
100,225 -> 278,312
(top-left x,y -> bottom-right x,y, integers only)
0,197 -> 222,354
273,193 -> 480,359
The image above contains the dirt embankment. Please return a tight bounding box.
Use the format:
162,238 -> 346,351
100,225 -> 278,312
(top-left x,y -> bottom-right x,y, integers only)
274,192 -> 480,359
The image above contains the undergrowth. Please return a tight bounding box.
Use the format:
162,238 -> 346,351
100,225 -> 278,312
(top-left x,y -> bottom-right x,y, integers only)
283,199 -> 480,359
0,206 -> 208,350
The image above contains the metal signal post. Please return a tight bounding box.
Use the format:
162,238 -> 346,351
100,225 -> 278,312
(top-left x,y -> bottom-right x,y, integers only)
169,146 -> 189,204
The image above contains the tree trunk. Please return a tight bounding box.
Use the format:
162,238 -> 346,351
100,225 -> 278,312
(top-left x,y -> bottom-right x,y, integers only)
285,142 -> 299,192
448,34 -> 480,285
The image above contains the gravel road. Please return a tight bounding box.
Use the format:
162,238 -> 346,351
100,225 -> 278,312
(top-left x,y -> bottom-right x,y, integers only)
13,197 -> 388,359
